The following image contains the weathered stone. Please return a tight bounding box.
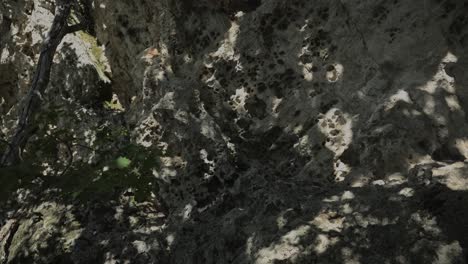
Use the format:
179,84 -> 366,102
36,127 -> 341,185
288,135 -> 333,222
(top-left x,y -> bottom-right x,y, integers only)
1,0 -> 468,263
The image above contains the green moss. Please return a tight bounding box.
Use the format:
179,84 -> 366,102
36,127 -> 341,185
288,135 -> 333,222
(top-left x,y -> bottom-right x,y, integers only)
77,32 -> 110,83
47,144 -> 162,202
116,156 -> 132,169
104,100 -> 124,111
0,105 -> 160,204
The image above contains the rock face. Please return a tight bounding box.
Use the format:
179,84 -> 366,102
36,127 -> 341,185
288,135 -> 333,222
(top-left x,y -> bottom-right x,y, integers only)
1,0 -> 468,263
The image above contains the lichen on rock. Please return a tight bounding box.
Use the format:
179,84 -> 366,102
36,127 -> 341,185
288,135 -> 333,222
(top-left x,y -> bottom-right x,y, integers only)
1,0 -> 468,263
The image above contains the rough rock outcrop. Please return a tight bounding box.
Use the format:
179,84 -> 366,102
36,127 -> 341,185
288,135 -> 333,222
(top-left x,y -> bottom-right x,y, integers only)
1,0 -> 468,263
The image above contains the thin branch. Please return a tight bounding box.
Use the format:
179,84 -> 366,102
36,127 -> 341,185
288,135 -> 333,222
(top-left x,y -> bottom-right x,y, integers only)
0,0 -> 91,167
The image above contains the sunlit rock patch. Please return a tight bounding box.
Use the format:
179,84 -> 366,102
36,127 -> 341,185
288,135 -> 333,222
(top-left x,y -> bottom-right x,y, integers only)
0,0 -> 468,263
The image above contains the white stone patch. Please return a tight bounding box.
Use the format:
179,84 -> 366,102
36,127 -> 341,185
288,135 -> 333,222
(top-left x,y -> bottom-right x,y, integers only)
153,167 -> 177,182
84,129 -> 97,146
314,234 -> 339,255
246,236 -> 254,258
432,162 -> 468,191
410,212 -> 441,235
422,96 -> 436,115
212,20 -> 240,59
341,191 -> 355,200
166,233 -> 175,247
0,48 -> 11,63
271,97 -> 283,117
399,187 -> 414,197
341,203 -> 353,214
418,51 -> 458,94
434,241 -> 463,264
27,0 -> 54,43
341,247 -> 361,264
174,110 -> 189,124
442,51 -> 458,63
323,195 -> 340,203
444,95 -> 462,111
63,33 -> 105,71
372,180 -> 385,186
311,212 -> 344,232
154,92 -> 176,110
183,53 -> 193,63
103,252 -> 118,264
181,203 -> 194,220
334,159 -> 351,182
153,156 -> 187,182
230,87 -> 249,114
199,149 -> 215,179
385,89 -> 413,111
135,114 -> 159,148
222,135 -> 237,155
255,225 -> 311,264
454,138 -> 468,159
352,212 -> 388,228
41,162 -> 53,176
301,63 -> 315,81
386,173 -> 406,186
132,240 -> 149,254
326,63 -> 344,83
199,116 -> 217,141
318,108 -> 353,156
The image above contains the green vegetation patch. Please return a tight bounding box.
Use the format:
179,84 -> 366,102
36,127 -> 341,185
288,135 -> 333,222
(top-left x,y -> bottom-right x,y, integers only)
77,31 -> 111,83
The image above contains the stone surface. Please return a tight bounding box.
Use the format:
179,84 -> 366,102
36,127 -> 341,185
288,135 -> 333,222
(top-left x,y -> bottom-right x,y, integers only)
1,0 -> 468,263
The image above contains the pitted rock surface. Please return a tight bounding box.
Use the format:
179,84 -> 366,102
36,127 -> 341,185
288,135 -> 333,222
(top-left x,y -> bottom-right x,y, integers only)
1,0 -> 468,263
